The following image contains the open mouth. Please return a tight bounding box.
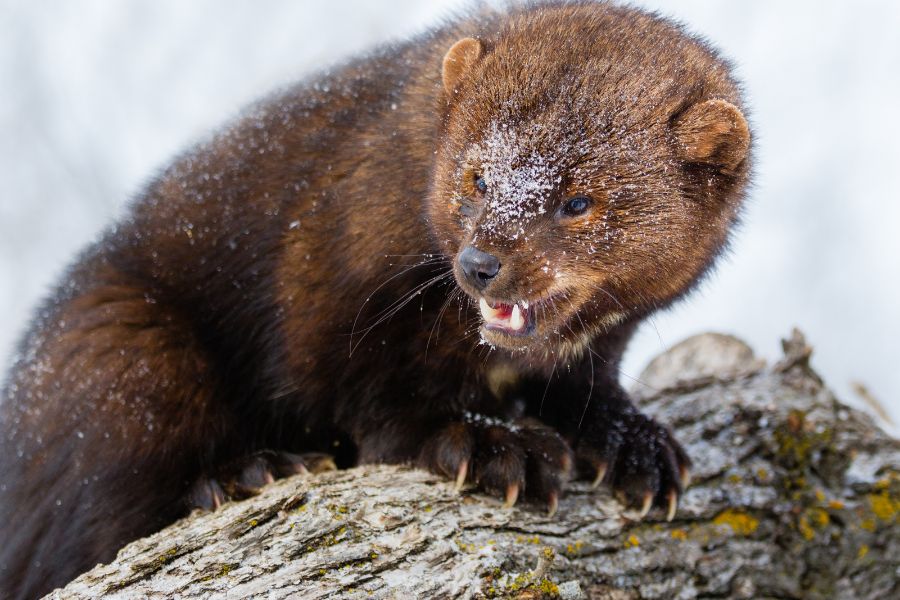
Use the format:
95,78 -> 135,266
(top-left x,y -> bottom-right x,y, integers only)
478,298 -> 537,336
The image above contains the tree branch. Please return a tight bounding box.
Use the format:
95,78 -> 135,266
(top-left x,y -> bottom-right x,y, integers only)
47,331 -> 900,599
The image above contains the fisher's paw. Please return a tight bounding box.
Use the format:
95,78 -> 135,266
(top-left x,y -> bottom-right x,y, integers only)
418,413 -> 573,515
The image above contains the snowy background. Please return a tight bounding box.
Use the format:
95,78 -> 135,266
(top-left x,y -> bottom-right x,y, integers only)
1,0 -> 898,427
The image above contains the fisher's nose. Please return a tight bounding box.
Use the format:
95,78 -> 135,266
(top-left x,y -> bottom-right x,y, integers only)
458,245 -> 501,290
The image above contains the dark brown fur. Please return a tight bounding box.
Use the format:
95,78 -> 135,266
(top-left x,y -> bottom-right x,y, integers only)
0,2 -> 751,598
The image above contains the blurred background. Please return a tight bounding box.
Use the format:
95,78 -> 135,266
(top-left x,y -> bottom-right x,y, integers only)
1,0 -> 898,427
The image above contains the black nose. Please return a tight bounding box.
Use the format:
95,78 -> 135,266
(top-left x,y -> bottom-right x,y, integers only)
458,245 -> 501,290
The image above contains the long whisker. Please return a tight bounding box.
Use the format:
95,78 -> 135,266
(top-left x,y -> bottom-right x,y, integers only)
350,268 -> 453,356
575,307 -> 595,430
349,256 -> 446,352
357,261 -> 449,326
425,283 -> 462,361
539,349 -> 559,418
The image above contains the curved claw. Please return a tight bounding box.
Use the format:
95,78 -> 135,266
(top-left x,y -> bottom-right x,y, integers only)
547,492 -> 559,518
666,489 -> 678,522
454,460 -> 469,492
592,463 -> 608,489
638,492 -> 653,519
503,483 -> 520,508
313,457 -> 338,474
679,465 -> 691,490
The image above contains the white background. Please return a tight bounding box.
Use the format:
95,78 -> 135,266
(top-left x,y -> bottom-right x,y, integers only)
1,1 -> 898,427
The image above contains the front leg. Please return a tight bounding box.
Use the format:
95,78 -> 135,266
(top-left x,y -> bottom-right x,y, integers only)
351,408 -> 573,514
572,383 -> 691,520
523,360 -> 691,520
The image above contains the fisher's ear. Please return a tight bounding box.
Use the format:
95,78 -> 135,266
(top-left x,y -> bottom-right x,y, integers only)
442,37 -> 483,94
671,99 -> 750,173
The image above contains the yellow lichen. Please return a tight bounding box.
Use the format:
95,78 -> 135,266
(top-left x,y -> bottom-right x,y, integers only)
868,490 -> 900,522
773,410 -> 834,496
536,578 -> 560,595
516,535 -> 540,545
857,544 -> 869,559
798,508 -> 830,541
713,509 -> 759,536
624,534 -> 640,548
565,540 -> 585,555
828,500 -> 845,510
670,528 -> 688,541
727,474 -> 742,484
860,518 -> 876,532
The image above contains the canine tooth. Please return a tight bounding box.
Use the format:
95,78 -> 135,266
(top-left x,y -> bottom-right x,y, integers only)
479,298 -> 495,320
510,303 -> 524,330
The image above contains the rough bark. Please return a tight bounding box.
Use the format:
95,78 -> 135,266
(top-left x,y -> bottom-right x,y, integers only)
47,331 -> 900,599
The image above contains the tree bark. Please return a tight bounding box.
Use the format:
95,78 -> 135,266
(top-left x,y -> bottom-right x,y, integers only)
46,331 -> 899,599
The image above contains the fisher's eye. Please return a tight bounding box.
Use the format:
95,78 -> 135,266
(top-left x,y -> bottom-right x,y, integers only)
474,174 -> 488,195
559,195 -> 593,218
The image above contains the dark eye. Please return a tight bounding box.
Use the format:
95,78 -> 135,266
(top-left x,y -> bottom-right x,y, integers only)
474,175 -> 487,195
560,195 -> 592,217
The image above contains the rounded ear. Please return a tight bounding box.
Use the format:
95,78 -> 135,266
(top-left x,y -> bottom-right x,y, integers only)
442,37 -> 483,95
671,99 -> 750,173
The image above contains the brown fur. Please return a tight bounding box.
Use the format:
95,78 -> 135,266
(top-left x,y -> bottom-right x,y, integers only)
0,2 -> 750,598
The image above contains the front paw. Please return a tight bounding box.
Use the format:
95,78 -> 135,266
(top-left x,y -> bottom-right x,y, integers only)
418,414 -> 573,514
186,450 -> 336,511
578,411 -> 690,520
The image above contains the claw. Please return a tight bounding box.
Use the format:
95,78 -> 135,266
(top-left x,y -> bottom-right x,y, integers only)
263,470 -> 276,486
503,484 -> 520,508
317,457 -> 338,473
592,463 -> 608,488
666,489 -> 678,522
638,492 -> 653,518
560,452 -> 573,476
547,492 -> 559,518
679,465 -> 691,490
454,460 -> 468,492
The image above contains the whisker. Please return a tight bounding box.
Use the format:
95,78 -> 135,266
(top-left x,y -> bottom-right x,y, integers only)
425,283 -> 461,361
539,349 -> 559,418
349,256 -> 446,352
350,269 -> 453,356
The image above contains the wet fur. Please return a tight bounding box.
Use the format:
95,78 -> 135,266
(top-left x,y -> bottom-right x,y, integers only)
0,2 -> 750,598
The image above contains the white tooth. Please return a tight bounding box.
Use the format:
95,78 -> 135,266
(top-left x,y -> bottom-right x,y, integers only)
510,303 -> 524,331
479,298 -> 500,321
